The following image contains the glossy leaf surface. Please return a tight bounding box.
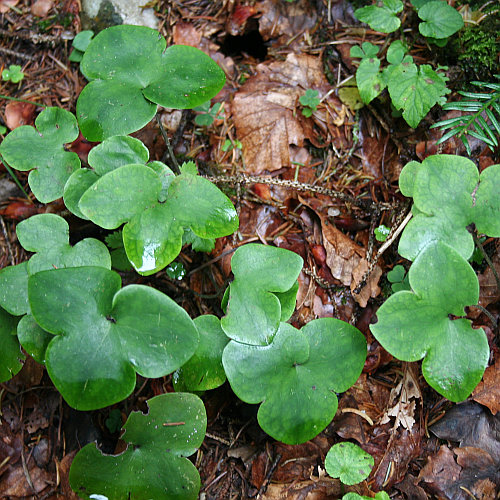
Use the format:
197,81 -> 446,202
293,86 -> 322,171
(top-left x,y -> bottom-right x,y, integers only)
371,241 -> 489,402
173,315 -> 229,392
223,319 -> 366,444
0,308 -> 24,382
398,156 -> 500,261
0,107 -> 80,202
28,267 -> 199,409
77,25 -> 225,140
69,392 -> 206,499
221,244 -> 303,345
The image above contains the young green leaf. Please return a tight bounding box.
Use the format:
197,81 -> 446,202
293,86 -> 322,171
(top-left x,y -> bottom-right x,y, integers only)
69,392 -> 206,500
299,89 -> 320,117
17,314 -> 52,364
417,1 -> 464,39
0,262 -> 29,316
325,442 -> 374,485
0,107 -> 80,202
222,319 -> 366,444
398,156 -> 500,261
385,60 -> 449,128
343,492 -> 390,500
221,244 -> 303,345
0,307 -> 24,382
77,25 -> 225,141
28,266 -> 199,409
371,241 -> 489,402
354,0 -> 403,33
2,65 -> 24,83
173,315 -> 229,392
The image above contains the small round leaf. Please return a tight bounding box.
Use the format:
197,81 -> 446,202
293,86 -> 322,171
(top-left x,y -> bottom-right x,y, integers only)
325,442 -> 374,485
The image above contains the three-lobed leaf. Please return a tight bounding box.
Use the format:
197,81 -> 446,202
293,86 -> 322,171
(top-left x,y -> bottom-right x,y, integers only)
371,241 -> 489,402
0,107 -> 80,202
223,319 -> 366,444
69,392 -> 206,500
221,244 -> 303,345
77,25 -> 225,141
398,156 -> 500,261
28,266 -> 199,409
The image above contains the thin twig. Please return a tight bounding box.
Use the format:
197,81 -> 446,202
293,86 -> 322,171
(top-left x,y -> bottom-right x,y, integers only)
0,94 -> 47,108
155,113 -> 180,174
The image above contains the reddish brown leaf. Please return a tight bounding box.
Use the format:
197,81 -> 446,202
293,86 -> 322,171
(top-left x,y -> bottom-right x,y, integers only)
31,0 -> 53,17
5,101 -> 36,130
232,53 -> 344,174
473,359 -> 500,414
0,0 -> 19,14
172,22 -> 202,47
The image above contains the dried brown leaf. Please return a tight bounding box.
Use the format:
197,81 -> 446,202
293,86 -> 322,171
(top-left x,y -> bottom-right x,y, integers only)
5,101 -> 36,130
472,358 -> 500,414
0,0 -> 18,14
232,53 -> 343,174
351,258 -> 382,307
31,0 -> 53,17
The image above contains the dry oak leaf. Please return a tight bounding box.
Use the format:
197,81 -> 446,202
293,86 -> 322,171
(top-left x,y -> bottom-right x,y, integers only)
320,216 -> 382,306
232,53 -> 344,174
472,359 -> 500,414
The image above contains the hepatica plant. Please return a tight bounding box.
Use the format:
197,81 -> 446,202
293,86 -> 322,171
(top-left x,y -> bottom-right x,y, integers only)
77,24 -> 225,141
371,155 -> 500,402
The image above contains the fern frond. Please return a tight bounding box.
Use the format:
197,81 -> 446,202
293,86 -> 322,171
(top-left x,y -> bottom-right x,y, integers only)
431,76 -> 500,156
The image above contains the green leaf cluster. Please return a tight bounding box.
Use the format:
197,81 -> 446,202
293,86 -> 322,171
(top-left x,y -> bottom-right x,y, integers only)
220,244 -> 367,444
2,65 -> 24,83
350,41 -> 450,128
371,155 -> 500,401
299,89 -> 321,117
355,0 -> 463,38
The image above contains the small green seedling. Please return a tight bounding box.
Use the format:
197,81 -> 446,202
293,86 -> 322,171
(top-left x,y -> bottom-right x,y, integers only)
386,264 -> 410,293
371,241 -> 489,402
343,492 -> 390,500
0,124 -> 7,135
193,101 -> 224,126
104,230 -> 133,272
374,224 -> 390,242
325,442 -> 374,485
173,315 -> 229,392
355,0 -> 463,39
350,41 -> 450,128
69,392 -> 207,500
221,243 -> 303,345
223,319 -> 366,444
68,30 -> 94,62
398,155 -> 500,261
165,261 -> 186,280
222,138 -> 242,152
0,107 -> 80,202
76,25 -> 226,140
299,89 -> 320,117
2,65 -> 24,83
105,409 -> 122,434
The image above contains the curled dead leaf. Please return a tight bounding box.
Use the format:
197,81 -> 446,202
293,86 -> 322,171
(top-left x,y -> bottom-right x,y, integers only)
472,358 -> 500,415
5,101 -> 36,130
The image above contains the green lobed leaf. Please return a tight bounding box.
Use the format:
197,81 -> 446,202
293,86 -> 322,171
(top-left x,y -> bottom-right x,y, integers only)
77,25 -> 225,141
69,392 -> 206,499
28,267 -> 199,409
122,171 -> 238,275
418,1 -> 464,39
0,262 -> 29,316
355,57 -> 386,104
343,493 -> 390,500
386,40 -> 407,65
325,442 -> 374,485
221,244 -> 303,345
0,107 -> 80,202
173,315 -> 229,392
17,314 -> 52,364
386,61 -> 449,128
398,157 -> 500,261
222,319 -> 366,444
371,241 -> 489,402
72,30 -> 94,52
0,307 -> 24,382
354,0 -> 403,33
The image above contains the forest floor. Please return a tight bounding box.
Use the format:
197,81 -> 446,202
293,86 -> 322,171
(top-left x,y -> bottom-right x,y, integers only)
0,0 -> 499,498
